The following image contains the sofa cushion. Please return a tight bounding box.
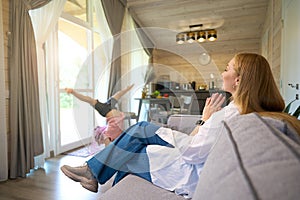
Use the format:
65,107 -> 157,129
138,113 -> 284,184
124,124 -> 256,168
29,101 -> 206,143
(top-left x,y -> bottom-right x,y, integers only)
167,114 -> 202,134
98,174 -> 185,200
193,113 -> 300,200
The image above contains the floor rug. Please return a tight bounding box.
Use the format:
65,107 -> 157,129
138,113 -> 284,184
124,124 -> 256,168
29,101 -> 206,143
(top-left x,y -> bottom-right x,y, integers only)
63,141 -> 105,157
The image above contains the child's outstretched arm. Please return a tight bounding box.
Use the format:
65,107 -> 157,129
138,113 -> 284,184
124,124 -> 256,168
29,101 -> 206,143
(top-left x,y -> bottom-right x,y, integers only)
65,88 -> 97,106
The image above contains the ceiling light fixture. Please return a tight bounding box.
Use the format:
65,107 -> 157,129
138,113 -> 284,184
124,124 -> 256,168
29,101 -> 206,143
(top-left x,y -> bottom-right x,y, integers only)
186,32 -> 195,43
207,30 -> 217,41
176,24 -> 217,44
176,33 -> 185,44
197,31 -> 206,42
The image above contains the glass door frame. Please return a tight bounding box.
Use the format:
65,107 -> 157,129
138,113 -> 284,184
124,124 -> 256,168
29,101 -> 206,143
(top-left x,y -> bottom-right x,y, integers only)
55,5 -> 96,154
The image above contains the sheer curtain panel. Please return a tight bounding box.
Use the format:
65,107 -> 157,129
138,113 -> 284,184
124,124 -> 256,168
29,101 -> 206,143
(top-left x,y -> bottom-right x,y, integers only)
120,9 -> 148,113
9,0 -> 51,178
93,0 -> 113,102
29,0 -> 66,169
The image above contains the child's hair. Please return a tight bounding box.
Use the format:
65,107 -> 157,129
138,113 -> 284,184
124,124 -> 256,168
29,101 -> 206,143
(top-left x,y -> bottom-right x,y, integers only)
94,126 -> 108,145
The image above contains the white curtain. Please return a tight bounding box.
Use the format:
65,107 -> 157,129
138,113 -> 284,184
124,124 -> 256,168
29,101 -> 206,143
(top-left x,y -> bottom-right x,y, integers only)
121,9 -> 149,115
121,8 -> 136,111
93,0 -> 113,104
0,0 -> 8,181
93,0 -> 113,64
29,0 -> 66,168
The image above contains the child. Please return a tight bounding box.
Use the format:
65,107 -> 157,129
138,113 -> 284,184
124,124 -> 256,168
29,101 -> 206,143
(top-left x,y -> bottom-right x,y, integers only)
65,84 -> 134,146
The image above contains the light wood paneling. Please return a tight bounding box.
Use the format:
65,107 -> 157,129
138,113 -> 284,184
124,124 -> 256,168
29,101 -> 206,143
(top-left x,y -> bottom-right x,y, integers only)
262,0 -> 282,86
2,0 -> 10,165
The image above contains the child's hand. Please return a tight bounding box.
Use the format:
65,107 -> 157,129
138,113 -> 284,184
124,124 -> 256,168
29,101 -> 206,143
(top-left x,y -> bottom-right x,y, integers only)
65,88 -> 73,94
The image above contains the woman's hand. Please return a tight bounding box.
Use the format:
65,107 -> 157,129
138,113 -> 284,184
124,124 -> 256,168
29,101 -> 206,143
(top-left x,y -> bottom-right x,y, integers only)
201,93 -> 225,121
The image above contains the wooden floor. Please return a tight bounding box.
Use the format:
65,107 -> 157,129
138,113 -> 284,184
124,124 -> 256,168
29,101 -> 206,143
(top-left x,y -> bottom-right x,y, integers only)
0,155 -> 104,200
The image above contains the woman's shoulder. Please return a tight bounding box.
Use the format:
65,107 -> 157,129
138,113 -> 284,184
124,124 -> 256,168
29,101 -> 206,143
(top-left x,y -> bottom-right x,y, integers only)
224,102 -> 240,116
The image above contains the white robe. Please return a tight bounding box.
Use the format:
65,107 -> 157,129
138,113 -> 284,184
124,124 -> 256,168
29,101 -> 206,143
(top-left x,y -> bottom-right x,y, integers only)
146,102 -> 239,198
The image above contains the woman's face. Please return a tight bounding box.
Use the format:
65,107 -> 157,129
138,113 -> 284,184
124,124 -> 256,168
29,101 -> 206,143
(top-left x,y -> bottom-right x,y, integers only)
222,57 -> 239,94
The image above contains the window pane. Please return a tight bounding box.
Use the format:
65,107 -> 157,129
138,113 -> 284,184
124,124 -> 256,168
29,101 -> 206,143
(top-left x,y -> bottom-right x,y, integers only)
93,32 -> 110,125
58,19 -> 91,89
64,0 -> 87,22
58,17 -> 94,148
92,5 -> 99,30
60,92 -> 93,146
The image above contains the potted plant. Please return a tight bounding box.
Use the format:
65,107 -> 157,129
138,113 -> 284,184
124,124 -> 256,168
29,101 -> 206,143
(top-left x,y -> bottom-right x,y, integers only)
284,99 -> 300,118
142,66 -> 156,98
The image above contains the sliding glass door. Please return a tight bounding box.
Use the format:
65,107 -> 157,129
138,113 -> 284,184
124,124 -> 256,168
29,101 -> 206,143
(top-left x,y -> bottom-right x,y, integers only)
47,0 -> 146,155
54,0 -> 111,154
57,18 -> 94,153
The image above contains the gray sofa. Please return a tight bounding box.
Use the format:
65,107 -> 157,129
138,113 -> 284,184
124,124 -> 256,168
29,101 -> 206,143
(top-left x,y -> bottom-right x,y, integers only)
98,113 -> 300,200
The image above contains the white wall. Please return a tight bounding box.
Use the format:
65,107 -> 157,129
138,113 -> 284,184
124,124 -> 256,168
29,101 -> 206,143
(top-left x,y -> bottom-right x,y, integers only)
281,0 -> 300,114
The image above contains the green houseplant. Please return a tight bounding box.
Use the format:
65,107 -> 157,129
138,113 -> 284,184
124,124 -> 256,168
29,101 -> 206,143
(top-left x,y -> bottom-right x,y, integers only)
142,66 -> 156,98
284,99 -> 300,118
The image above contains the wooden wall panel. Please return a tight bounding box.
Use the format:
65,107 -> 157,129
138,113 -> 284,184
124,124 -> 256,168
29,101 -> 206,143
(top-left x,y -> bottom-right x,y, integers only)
2,0 -> 10,149
261,0 -> 282,87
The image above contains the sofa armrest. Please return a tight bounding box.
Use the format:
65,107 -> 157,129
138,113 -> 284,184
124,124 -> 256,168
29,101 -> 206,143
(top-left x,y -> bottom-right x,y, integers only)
99,175 -> 185,200
167,114 -> 202,134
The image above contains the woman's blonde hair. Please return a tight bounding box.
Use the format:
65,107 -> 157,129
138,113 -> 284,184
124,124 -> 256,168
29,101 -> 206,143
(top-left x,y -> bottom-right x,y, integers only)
232,53 -> 300,134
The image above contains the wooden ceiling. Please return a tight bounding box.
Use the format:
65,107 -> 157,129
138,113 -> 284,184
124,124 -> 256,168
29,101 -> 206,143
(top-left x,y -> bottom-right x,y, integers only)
127,0 -> 270,69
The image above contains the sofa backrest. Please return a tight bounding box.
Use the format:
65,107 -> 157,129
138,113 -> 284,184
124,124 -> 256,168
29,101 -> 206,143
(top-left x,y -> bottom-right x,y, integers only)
193,113 -> 300,200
